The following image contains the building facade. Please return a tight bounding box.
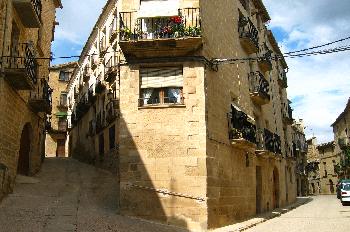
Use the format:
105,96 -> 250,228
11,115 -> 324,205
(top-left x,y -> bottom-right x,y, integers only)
306,138 -> 340,195
332,98 -> 350,179
292,119 -> 308,196
0,0 -> 62,200
68,0 -> 297,230
45,62 -> 77,157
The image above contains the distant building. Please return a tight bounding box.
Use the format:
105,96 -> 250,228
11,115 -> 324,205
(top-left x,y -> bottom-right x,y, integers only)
306,138 -> 340,195
331,98 -> 350,179
45,62 -> 77,157
292,119 -> 308,196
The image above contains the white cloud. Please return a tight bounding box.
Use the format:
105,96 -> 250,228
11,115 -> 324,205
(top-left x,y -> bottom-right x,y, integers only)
54,0 -> 106,44
263,0 -> 350,142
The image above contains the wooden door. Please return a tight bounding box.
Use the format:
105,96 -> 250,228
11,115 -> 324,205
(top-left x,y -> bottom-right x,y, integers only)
56,139 -> 66,157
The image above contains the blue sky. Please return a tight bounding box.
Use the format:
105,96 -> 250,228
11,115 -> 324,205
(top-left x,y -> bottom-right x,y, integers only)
52,0 -> 350,143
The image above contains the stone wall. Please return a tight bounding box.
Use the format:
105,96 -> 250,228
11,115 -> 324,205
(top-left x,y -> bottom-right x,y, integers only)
0,0 -> 59,199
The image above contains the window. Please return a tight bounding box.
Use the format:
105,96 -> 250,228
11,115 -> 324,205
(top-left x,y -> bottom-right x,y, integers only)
59,71 -> 70,81
109,125 -> 115,150
139,67 -> 184,106
60,92 -> 68,106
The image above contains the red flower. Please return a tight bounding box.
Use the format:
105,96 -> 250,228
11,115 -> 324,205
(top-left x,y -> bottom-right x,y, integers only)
171,16 -> 182,24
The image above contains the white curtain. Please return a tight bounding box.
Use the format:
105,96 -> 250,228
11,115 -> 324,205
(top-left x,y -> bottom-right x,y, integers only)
168,88 -> 181,103
142,89 -> 154,105
140,67 -> 183,88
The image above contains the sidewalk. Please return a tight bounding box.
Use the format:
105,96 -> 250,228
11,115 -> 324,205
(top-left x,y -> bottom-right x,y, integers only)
211,197 -> 312,232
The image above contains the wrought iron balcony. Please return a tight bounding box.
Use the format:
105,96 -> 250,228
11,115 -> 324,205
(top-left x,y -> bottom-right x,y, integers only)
228,105 -> 257,149
282,102 -> 293,125
13,0 -> 42,28
57,99 -> 68,110
45,116 -> 52,131
248,71 -> 270,105
119,8 -> 202,59
83,66 -> 91,83
258,43 -> 273,73
96,111 -> 106,133
278,69 -> 288,88
88,86 -> 97,104
238,16 -> 259,54
104,55 -> 119,83
75,95 -> 90,120
95,79 -> 106,94
256,128 -> 281,156
106,99 -> 119,124
28,80 -> 52,114
2,42 -> 37,90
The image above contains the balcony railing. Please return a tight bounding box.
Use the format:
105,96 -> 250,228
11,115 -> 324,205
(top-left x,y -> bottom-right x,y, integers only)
249,71 -> 270,105
104,54 -> 119,83
119,8 -> 201,41
256,128 -> 282,155
95,79 -> 106,94
57,99 -> 68,109
228,105 -> 257,148
238,16 -> 259,54
13,0 -> 42,28
2,42 -> 37,90
258,43 -> 273,72
118,8 -> 202,59
106,99 -> 119,124
278,69 -> 288,88
282,102 -> 293,125
28,80 -> 52,114
45,116 -> 52,131
88,86 -> 97,104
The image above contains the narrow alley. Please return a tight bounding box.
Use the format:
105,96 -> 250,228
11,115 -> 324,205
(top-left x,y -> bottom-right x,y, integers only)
0,158 -> 184,232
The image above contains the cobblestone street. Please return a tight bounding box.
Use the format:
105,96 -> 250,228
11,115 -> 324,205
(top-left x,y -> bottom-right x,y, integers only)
0,158 -> 184,232
245,195 -> 350,232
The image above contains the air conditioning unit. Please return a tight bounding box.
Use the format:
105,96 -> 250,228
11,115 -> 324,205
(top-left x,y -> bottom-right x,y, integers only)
338,137 -> 349,149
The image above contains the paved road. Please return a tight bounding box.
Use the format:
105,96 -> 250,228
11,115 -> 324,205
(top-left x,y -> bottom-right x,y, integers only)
0,158 -> 184,232
246,195 -> 350,232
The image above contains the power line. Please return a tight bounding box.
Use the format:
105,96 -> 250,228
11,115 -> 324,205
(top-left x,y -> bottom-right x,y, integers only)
284,35 -> 350,55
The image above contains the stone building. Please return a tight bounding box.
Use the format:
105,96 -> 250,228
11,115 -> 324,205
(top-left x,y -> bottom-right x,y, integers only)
292,119 -> 308,196
45,62 -> 77,157
68,0 -> 297,230
306,138 -> 340,195
0,0 -> 62,200
332,98 -> 350,179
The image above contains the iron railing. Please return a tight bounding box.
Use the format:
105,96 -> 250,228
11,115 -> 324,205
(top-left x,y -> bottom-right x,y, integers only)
258,43 -> 273,66
283,102 -> 293,120
257,128 -> 281,154
104,54 -> 120,78
1,42 -> 37,84
248,71 -> 270,99
228,105 -> 256,144
119,8 -> 201,41
279,69 -> 288,88
95,79 -> 106,94
238,16 -> 259,49
31,0 -> 42,21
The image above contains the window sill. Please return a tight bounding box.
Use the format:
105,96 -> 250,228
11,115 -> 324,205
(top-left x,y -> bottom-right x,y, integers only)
138,104 -> 186,109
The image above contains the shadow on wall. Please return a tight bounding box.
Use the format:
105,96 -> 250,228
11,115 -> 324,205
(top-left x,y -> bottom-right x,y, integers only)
70,115 -> 189,230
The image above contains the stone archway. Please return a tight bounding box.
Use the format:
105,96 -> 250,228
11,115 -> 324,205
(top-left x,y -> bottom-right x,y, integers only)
272,167 -> 280,209
17,123 -> 32,175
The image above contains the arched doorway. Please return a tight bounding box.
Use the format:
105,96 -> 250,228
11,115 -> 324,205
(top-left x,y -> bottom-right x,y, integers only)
272,167 -> 280,209
17,123 -> 32,175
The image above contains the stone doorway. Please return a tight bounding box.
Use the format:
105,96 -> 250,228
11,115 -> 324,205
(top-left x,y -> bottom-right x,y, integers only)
329,179 -> 334,194
56,139 -> 66,157
272,167 -> 280,209
256,166 -> 262,214
17,123 -> 32,175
